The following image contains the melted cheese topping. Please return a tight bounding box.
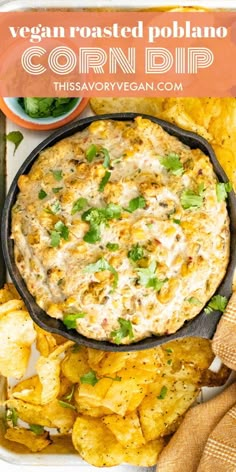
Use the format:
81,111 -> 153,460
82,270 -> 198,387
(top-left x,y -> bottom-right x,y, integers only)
12,117 -> 230,344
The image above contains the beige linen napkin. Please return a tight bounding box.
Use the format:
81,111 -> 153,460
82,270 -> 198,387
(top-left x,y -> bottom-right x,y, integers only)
157,292 -> 236,472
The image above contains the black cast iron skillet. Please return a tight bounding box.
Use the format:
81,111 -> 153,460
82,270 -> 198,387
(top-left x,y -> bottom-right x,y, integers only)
2,113 -> 236,351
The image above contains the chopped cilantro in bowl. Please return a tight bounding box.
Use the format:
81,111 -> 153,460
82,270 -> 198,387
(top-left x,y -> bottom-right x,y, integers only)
18,97 -> 79,119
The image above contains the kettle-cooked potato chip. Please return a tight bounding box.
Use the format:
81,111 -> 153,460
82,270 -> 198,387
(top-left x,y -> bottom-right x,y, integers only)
103,412 -> 145,448
5,427 -> 51,452
72,416 -> 124,467
123,438 -> 165,466
7,398 -> 76,433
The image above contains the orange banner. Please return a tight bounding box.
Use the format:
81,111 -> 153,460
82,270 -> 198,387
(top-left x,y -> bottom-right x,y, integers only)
0,11 -> 235,97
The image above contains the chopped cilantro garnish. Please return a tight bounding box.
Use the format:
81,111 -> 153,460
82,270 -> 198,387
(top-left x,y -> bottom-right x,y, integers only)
136,261 -> 168,291
71,197 -> 88,215
6,408 -> 18,427
50,230 -> 61,248
63,312 -> 86,329
101,148 -> 111,168
20,97 -> 77,118
84,257 -> 118,289
180,185 -> 204,210
45,201 -> 61,215
55,221 -> 69,239
80,371 -> 99,386
58,400 -> 76,410
6,131 -> 24,155
106,243 -> 119,251
52,187 -> 63,194
50,221 -> 69,247
38,189 -> 47,200
124,195 -> 146,213
111,318 -> 134,344
82,204 -> 121,244
62,385 -> 75,402
204,295 -> 227,314
160,153 -> 184,176
165,348 -> 173,354
83,226 -> 101,244
29,424 -> 44,435
157,386 -> 168,400
172,219 -> 181,225
167,359 -> 172,365
128,244 -> 144,262
52,170 -> 63,181
86,144 -> 98,162
102,204 -> 121,220
216,182 -> 232,202
187,297 -> 202,306
99,171 -> 111,192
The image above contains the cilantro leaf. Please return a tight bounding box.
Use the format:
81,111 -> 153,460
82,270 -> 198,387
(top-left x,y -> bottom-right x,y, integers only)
45,201 -> 61,215
50,230 -> 61,248
103,203 -> 121,220
204,295 -> 227,314
23,97 -> 54,117
136,261 -> 168,291
111,318 -> 134,344
62,385 -> 75,402
99,171 -> 111,192
52,187 -> 63,194
172,219 -> 181,225
180,186 -> 204,210
29,424 -> 44,435
124,195 -> 146,213
128,244 -> 144,262
38,189 -> 47,200
157,386 -> 168,399
50,221 -> 69,247
165,348 -> 173,353
160,153 -> 184,176
63,312 -> 86,329
84,257 -> 118,289
54,221 -> 69,240
6,408 -> 18,427
51,170 -> 63,181
216,182 -> 232,202
20,97 -> 77,118
82,204 -> 121,226
71,197 -> 88,215
6,131 -> 24,155
187,297 -> 202,306
58,400 -> 76,410
82,204 -> 121,244
101,148 -> 111,168
83,226 -> 101,244
86,144 -> 98,162
80,370 -> 99,386
106,243 -> 119,251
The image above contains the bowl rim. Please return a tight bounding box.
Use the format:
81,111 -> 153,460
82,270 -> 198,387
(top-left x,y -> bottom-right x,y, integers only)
2,112 -> 236,352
